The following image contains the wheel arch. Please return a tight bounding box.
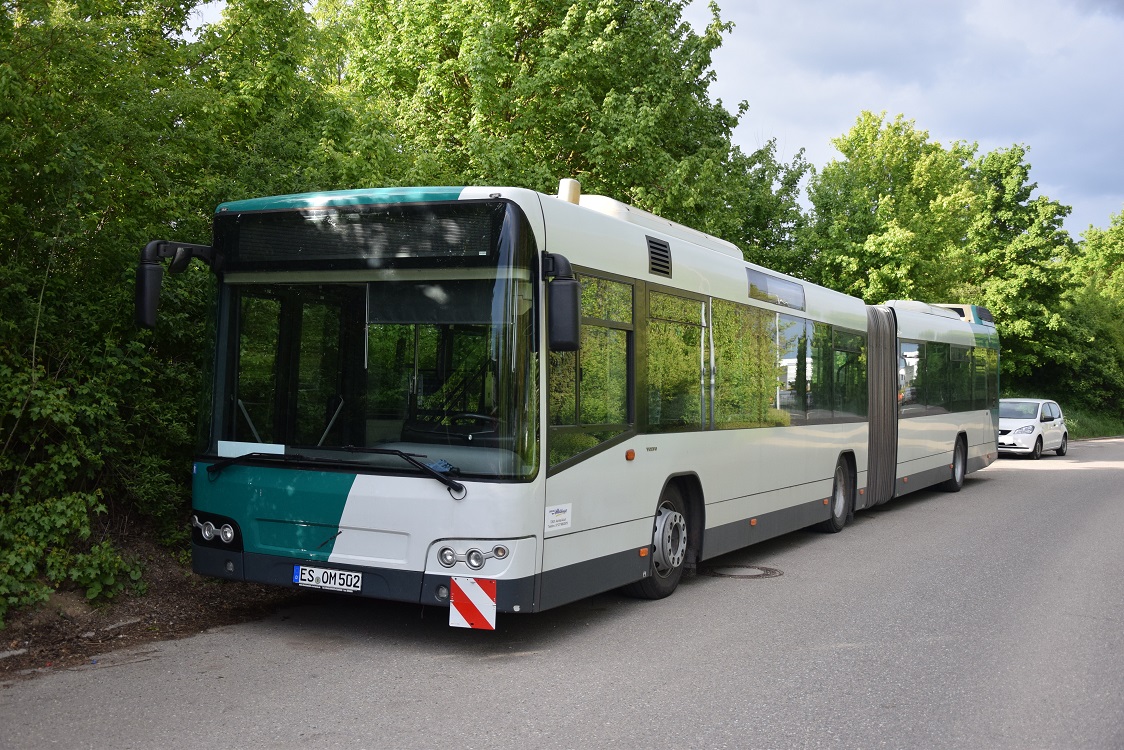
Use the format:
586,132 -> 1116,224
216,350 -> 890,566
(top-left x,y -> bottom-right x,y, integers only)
837,450 -> 858,522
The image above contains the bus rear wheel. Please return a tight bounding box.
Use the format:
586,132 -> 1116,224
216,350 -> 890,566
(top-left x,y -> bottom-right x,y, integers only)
818,459 -> 851,533
939,437 -> 966,492
623,484 -> 688,600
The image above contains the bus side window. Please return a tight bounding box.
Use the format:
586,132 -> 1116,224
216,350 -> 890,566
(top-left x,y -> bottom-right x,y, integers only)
833,329 -> 867,420
647,291 -> 707,431
713,300 -> 784,429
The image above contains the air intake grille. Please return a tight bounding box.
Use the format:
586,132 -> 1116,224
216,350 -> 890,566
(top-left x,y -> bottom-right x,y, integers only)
647,237 -> 672,277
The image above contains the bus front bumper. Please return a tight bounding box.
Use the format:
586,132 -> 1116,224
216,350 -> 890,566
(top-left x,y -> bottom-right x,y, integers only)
192,543 -> 537,614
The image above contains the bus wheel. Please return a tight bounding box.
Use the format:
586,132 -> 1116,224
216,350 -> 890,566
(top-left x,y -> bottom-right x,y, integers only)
818,459 -> 851,533
623,484 -> 688,600
939,438 -> 966,492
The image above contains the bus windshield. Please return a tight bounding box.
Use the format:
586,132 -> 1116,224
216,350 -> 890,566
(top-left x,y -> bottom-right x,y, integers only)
208,201 -> 539,481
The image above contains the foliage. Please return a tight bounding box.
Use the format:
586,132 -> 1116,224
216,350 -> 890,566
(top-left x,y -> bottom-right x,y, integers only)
803,112 -> 977,302
1056,211 -> 1124,413
1061,405 -> 1124,440
957,146 -> 1076,393
344,0 -> 756,233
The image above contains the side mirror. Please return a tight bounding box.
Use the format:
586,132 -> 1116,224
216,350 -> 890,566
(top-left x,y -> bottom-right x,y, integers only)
135,257 -> 164,329
544,253 -> 580,352
548,276 -> 580,351
135,240 -> 215,328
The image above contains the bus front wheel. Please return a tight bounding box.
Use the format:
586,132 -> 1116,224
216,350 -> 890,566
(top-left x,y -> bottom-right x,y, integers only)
624,484 -> 688,600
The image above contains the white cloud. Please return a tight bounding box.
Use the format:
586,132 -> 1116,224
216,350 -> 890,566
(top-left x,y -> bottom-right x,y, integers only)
685,0 -> 1124,233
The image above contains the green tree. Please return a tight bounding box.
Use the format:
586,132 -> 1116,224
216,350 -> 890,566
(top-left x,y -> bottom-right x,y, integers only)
731,140 -> 811,276
342,0 -> 755,231
957,146 -> 1075,391
1059,211 -> 1124,412
803,112 -> 976,302
0,0 -> 213,623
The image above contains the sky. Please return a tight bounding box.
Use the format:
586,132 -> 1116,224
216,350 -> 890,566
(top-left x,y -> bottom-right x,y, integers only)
681,0 -> 1124,236
190,0 -> 1123,236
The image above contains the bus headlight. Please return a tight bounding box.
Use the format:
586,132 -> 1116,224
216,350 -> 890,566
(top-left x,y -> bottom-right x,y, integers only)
201,521 -> 216,541
433,541 -> 517,570
220,524 -> 235,544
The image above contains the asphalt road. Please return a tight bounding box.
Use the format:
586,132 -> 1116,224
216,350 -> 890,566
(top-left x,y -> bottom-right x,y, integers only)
3,439 -> 1123,750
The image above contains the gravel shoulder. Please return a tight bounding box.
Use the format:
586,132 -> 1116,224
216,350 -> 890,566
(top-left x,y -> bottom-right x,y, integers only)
1,540 -> 308,683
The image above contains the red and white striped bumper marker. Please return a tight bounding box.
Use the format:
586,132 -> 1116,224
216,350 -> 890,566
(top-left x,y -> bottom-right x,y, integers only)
449,577 -> 497,630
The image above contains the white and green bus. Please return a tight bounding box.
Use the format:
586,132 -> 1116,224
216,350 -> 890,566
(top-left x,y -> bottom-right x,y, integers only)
136,180 -> 999,629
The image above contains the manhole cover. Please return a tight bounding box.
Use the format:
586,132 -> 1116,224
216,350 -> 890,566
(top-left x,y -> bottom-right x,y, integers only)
700,564 -> 783,579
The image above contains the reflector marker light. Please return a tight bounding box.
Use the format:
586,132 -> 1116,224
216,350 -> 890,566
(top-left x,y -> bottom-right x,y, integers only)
750,518 -> 757,526
639,547 -> 649,557
625,449 -> 636,461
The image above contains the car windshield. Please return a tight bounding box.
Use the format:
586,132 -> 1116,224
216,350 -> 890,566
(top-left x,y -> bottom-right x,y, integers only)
999,401 -> 1039,419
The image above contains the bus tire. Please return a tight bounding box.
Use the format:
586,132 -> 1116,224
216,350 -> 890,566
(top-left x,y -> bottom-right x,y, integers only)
817,459 -> 851,533
939,437 -> 966,492
623,483 -> 688,600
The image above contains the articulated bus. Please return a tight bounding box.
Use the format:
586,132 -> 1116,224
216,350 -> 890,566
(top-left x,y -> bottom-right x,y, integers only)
136,179 -> 999,629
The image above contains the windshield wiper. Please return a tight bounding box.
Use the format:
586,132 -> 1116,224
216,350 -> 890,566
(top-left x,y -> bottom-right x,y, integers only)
340,446 -> 465,495
206,447 -> 467,496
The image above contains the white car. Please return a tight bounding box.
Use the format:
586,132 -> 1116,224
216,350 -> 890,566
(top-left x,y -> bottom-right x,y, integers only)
998,398 -> 1068,459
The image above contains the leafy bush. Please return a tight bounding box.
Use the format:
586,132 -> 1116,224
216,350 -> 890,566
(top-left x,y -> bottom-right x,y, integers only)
1062,406 -> 1124,441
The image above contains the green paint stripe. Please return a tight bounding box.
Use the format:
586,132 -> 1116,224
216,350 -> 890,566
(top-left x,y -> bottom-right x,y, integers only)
193,463 -> 356,561
215,188 -> 466,214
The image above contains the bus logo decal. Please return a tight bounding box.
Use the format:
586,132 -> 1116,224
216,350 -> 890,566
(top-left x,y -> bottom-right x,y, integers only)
546,504 -> 572,531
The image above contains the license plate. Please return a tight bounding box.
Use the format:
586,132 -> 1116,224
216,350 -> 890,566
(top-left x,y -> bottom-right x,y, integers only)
293,565 -> 362,593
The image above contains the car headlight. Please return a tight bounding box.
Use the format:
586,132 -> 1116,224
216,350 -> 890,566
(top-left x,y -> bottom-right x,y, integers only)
1013,425 -> 1035,434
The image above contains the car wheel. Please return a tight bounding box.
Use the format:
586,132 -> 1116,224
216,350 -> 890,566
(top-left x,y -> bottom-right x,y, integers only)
1030,437 -> 1043,460
1055,434 -> 1068,456
623,484 -> 688,600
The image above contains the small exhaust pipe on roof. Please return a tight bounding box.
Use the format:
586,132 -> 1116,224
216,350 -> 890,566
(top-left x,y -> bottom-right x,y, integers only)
558,178 -> 581,204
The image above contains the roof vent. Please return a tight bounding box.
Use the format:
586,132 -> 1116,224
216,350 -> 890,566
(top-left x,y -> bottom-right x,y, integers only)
647,236 -> 672,277
557,178 -> 581,204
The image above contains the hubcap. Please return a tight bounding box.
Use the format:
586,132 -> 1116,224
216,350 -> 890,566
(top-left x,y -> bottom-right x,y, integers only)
652,506 -> 687,578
